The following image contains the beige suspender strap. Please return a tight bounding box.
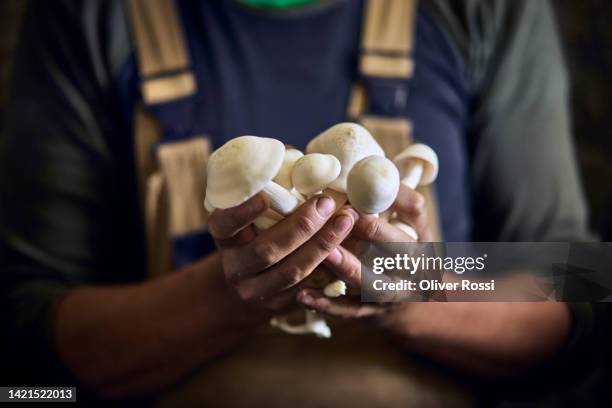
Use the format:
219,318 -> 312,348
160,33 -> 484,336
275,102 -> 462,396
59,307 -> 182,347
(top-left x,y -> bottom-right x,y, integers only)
157,138 -> 210,237
127,0 -> 196,104
360,0 -> 417,78
133,105 -> 173,276
350,0 -> 443,241
128,1 -> 210,276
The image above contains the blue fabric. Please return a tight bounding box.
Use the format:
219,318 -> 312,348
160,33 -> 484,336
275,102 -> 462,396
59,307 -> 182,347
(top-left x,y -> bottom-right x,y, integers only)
174,230 -> 217,268
121,0 -> 472,265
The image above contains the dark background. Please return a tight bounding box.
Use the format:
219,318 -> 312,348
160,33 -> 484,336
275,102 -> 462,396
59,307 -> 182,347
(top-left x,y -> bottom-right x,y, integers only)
1,0 -> 611,240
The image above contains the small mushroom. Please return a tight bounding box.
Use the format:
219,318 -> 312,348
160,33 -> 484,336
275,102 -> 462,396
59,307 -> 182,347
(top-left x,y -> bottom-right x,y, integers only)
205,136 -> 303,215
347,155 -> 400,214
273,148 -> 304,190
390,143 -> 439,240
393,143 -> 438,190
291,153 -> 341,196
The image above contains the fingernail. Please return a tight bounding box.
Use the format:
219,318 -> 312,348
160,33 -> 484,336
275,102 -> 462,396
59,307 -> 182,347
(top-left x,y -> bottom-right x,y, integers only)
334,214 -> 353,233
343,207 -> 360,222
300,293 -> 314,305
316,196 -> 336,218
326,247 -> 342,265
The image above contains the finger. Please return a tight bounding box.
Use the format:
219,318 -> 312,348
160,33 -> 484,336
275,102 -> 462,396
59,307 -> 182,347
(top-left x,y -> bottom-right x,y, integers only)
392,186 -> 430,240
351,213 -> 412,243
392,185 -> 426,219
237,195 -> 337,276
297,288 -> 383,318
258,287 -> 301,312
324,246 -> 362,288
238,209 -> 356,298
208,194 -> 268,243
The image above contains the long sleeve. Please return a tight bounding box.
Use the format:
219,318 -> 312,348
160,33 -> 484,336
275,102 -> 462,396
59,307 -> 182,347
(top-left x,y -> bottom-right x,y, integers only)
0,0 -> 143,384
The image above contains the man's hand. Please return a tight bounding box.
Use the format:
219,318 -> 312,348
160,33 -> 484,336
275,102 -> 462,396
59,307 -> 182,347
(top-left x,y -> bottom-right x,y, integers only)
296,185 -> 427,317
207,193 -> 357,314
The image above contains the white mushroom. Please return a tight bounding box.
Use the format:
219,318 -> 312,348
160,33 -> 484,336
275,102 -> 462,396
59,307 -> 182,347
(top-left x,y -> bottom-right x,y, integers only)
390,143 -> 439,240
270,310 -> 331,339
273,148 -> 304,190
252,209 -> 284,230
347,155 -> 400,214
393,143 -> 438,190
291,153 -> 341,196
205,136 -> 303,215
307,122 -> 385,192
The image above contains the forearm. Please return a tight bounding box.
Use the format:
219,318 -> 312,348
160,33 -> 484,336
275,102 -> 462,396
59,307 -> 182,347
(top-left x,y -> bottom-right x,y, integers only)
54,253 -> 265,398
381,302 -> 571,376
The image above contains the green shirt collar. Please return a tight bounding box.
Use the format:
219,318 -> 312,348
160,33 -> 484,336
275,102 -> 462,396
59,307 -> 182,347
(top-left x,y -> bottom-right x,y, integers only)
238,0 -> 319,9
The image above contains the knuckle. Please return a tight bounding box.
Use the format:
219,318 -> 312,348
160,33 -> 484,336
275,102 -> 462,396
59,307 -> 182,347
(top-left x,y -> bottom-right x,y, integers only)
251,240 -> 278,267
236,285 -> 256,302
315,231 -> 338,253
294,214 -> 317,237
364,218 -> 382,240
281,265 -> 306,288
206,217 -> 222,238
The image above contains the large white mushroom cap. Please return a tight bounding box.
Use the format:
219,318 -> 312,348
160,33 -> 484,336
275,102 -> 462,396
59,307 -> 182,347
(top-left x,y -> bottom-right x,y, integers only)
347,155 -> 400,214
306,123 -> 384,192
393,143 -> 439,185
206,136 -> 285,209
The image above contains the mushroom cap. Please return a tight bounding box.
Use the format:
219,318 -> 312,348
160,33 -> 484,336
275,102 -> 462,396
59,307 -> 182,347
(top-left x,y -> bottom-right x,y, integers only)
206,135 -> 285,209
347,155 -> 400,214
291,153 -> 341,196
393,143 -> 439,185
306,123 -> 384,192
273,148 -> 304,189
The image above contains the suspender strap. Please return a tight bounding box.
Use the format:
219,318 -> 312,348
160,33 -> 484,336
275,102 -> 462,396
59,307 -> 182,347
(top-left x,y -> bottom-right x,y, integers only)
351,0 -> 443,241
128,0 -> 197,104
360,0 -> 417,78
128,1 -> 210,276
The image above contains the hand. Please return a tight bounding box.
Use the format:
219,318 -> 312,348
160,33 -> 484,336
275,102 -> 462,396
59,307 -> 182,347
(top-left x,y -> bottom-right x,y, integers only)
297,185 -> 429,318
207,193 -> 357,314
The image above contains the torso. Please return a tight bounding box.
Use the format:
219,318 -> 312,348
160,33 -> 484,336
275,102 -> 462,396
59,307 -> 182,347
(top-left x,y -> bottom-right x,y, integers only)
119,0 -> 473,243
120,1 -> 475,405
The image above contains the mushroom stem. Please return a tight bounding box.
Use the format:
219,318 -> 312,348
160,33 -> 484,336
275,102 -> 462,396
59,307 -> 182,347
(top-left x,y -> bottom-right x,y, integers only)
323,280 -> 347,297
270,310 -> 332,338
262,181 -> 303,215
402,160 -> 424,190
390,220 -> 418,240
393,160 -> 423,240
253,209 -> 283,230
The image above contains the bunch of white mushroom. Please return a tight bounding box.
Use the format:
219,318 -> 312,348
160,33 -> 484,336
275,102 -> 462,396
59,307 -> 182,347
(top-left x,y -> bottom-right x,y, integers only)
204,123 -> 439,338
